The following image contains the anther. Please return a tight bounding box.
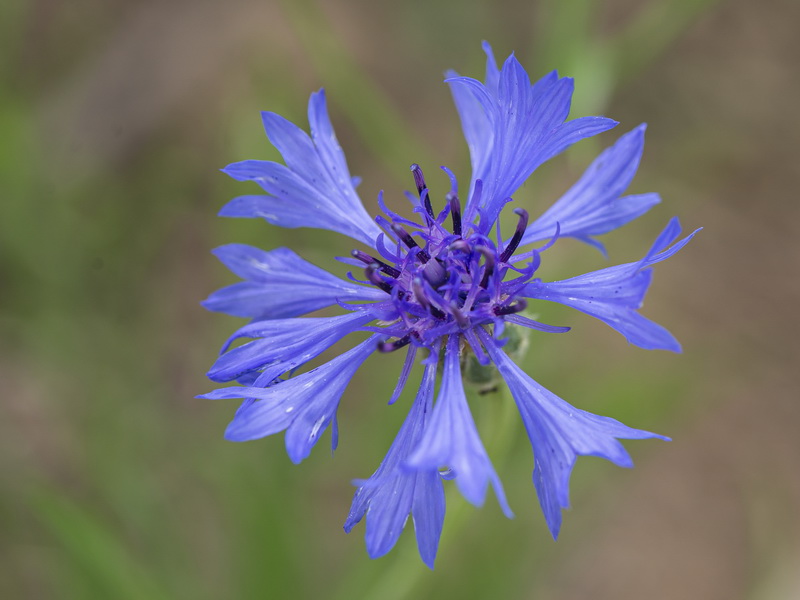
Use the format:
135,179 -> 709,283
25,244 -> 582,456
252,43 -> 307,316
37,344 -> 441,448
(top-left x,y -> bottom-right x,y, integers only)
378,334 -> 411,353
365,263 -> 394,294
412,278 -> 430,310
411,164 -> 435,219
447,192 -> 462,236
499,208 -> 529,263
412,277 -> 447,320
493,299 -> 528,316
476,246 -> 496,289
448,239 -> 470,253
391,224 -> 430,263
351,249 -> 401,278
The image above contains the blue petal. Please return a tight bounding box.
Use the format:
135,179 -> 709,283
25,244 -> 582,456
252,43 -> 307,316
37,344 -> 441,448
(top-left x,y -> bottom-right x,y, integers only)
481,40 -> 501,94
208,311 -> 375,382
411,469 -> 446,569
218,193 -> 374,241
522,125 -> 660,248
344,359 -> 445,569
202,245 -> 384,319
446,44 -> 500,196
446,74 -> 493,193
480,329 -> 668,539
445,41 -> 500,183
405,335 -> 513,518
200,336 -> 378,463
388,344 -> 417,405
521,218 -> 700,351
260,111 -> 322,176
447,51 -> 618,226
220,90 -> 382,247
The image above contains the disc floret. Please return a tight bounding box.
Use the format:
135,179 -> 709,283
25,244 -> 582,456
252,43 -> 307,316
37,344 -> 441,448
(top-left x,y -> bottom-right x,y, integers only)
350,165 -> 540,357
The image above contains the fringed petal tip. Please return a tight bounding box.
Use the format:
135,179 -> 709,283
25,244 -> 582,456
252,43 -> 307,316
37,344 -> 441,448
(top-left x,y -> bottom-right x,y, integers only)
343,359 -> 445,569
405,336 -> 514,519
219,91 -> 382,246
521,215 -> 700,352
205,336 -> 378,461
478,328 -> 673,537
460,59 -> 620,225
520,121 -> 660,248
310,87 -> 326,102
223,422 -> 249,442
217,195 -> 274,219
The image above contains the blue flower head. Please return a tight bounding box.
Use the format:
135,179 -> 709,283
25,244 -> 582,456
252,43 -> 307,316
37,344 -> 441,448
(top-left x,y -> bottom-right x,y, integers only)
200,42 -> 700,569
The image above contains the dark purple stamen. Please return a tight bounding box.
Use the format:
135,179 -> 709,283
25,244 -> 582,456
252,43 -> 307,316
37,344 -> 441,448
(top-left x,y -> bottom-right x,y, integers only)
411,164 -> 435,219
448,239 -> 470,254
499,208 -> 529,263
493,299 -> 528,316
447,192 -> 462,236
412,278 -> 430,310
365,263 -> 394,294
413,277 -> 446,319
391,223 -> 430,263
351,249 -> 401,278
378,334 -> 411,353
476,246 -> 496,289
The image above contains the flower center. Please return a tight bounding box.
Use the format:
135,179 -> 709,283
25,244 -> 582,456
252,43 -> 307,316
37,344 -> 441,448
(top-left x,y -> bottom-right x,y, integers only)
350,165 -> 537,351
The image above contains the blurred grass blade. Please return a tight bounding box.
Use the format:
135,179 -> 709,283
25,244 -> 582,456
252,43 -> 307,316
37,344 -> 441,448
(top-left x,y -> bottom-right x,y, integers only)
533,0 -> 614,117
279,0 -> 433,181
535,0 -> 725,116
609,0 -> 726,85
30,488 -> 171,600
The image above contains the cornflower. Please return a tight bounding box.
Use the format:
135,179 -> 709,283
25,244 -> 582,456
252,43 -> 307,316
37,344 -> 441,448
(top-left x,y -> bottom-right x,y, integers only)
200,42 -> 699,568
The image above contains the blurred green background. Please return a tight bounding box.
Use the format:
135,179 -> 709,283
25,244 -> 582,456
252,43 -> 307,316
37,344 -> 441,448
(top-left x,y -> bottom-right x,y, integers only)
2,0 -> 799,598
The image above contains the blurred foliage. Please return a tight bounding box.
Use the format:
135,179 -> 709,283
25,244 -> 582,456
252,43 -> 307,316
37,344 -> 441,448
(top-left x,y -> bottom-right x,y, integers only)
3,0 -> 799,599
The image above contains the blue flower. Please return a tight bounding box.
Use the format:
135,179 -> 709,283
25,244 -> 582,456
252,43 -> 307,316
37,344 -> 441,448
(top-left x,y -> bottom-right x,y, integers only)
200,42 -> 700,568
